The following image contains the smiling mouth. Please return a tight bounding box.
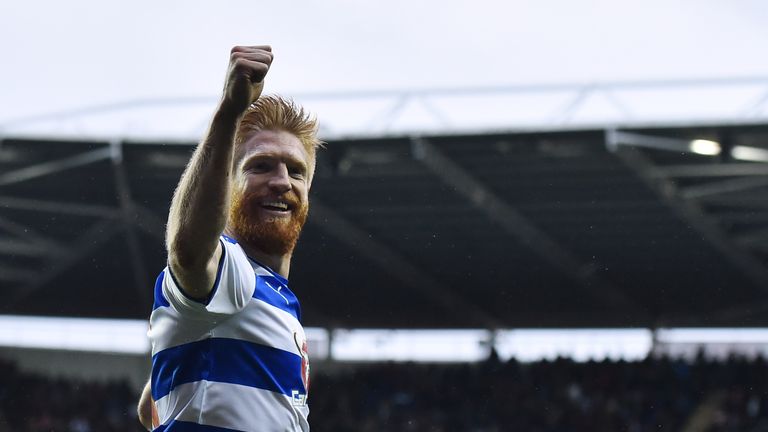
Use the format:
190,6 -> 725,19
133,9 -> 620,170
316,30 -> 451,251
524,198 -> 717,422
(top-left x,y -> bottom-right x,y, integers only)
261,201 -> 291,213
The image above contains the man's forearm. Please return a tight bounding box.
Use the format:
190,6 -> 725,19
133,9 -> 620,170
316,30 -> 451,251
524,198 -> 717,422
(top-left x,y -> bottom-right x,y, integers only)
166,107 -> 239,269
137,379 -> 153,430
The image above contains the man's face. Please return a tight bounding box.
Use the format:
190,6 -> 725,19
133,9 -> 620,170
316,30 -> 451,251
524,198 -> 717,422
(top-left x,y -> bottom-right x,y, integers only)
228,129 -> 311,255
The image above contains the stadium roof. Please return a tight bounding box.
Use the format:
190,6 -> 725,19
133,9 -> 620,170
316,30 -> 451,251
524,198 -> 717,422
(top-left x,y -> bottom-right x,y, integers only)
3,2 -> 768,328
2,123 -> 767,328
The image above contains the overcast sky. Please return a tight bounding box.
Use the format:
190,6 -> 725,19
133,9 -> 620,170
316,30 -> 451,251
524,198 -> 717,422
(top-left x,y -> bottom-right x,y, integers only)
2,0 -> 768,139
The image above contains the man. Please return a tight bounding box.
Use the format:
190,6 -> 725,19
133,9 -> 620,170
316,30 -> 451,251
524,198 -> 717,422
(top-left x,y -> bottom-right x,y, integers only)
137,45 -> 322,431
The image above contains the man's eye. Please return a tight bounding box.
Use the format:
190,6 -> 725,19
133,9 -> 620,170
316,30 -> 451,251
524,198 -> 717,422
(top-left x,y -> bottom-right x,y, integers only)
289,167 -> 305,179
249,162 -> 270,172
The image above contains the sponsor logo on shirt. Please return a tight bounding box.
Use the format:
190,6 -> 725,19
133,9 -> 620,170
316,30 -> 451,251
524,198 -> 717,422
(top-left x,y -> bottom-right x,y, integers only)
292,331 -> 310,406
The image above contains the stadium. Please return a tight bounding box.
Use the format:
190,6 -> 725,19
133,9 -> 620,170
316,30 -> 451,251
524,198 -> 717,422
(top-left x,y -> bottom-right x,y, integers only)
2,2 -> 768,431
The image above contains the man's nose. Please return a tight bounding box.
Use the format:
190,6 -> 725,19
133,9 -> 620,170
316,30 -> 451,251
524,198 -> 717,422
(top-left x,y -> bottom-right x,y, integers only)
267,164 -> 292,193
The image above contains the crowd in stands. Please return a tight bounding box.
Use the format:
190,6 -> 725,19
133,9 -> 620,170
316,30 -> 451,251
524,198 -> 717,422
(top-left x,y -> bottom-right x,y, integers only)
0,359 -> 139,431
309,353 -> 768,432
0,353 -> 766,431
703,355 -> 768,432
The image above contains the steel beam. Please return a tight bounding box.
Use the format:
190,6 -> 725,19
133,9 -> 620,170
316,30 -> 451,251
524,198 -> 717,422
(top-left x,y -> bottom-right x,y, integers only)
7,219 -> 122,309
411,137 -> 646,314
111,140 -> 151,309
0,146 -> 112,186
610,143 -> 768,294
652,163 -> 768,179
0,215 -> 67,255
0,196 -> 121,218
309,200 -> 502,328
0,239 -> 54,257
679,177 -> 768,200
607,130 -> 691,153
6,77 -> 768,140
608,132 -> 768,199
0,194 -> 166,241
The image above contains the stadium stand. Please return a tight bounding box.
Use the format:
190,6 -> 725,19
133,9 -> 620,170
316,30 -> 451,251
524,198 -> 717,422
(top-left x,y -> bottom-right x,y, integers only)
3,126 -> 768,329
2,353 -> 767,431
3,112 -> 768,432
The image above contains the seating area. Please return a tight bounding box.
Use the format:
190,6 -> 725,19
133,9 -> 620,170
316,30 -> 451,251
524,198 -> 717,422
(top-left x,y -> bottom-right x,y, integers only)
0,359 -> 138,432
1,353 -> 766,431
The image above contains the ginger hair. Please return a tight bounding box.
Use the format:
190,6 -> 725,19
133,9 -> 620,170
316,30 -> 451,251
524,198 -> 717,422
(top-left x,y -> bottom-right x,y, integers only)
235,95 -> 323,179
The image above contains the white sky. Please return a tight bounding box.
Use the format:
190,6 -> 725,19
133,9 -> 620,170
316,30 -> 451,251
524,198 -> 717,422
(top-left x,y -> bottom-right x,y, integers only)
2,0 -> 768,140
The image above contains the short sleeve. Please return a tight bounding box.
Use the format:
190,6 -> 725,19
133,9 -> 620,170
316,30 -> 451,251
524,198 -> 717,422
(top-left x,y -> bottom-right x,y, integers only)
162,237 -> 256,318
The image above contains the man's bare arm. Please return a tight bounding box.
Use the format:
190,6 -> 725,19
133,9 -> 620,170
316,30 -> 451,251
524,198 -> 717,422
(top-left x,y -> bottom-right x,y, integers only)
166,46 -> 272,299
137,379 -> 153,430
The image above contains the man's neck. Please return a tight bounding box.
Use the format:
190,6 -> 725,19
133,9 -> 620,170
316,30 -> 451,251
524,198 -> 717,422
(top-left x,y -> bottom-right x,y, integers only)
222,234 -> 290,279
240,243 -> 292,279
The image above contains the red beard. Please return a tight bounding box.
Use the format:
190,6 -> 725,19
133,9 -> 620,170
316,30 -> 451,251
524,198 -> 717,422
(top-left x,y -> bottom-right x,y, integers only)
228,189 -> 308,255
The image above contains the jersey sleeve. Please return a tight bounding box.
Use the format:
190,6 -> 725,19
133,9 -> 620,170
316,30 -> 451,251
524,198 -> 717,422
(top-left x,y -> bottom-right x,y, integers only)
161,237 -> 256,318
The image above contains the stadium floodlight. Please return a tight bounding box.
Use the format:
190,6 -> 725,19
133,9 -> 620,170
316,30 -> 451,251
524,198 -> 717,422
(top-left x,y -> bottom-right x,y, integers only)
730,145 -> 768,162
688,139 -> 721,156
607,131 -> 722,157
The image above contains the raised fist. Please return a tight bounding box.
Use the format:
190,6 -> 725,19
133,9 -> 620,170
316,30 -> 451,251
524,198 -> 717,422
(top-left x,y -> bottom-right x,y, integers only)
221,45 -> 273,115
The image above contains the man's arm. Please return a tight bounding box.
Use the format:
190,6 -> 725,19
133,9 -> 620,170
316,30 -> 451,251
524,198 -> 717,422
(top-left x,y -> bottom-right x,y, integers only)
166,45 -> 272,300
137,379 -> 153,430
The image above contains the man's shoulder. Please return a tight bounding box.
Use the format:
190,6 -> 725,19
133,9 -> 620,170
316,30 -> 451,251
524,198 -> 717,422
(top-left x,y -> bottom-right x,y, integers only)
219,235 -> 254,271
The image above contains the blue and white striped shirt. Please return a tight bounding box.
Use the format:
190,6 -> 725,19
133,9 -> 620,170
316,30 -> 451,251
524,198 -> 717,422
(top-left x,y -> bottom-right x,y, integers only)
148,236 -> 310,431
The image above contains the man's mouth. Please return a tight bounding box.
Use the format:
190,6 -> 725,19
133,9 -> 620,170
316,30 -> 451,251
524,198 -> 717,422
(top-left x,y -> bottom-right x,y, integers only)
260,201 -> 291,214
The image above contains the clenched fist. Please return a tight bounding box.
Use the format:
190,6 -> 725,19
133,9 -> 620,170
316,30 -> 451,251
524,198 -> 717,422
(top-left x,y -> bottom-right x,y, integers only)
221,45 -> 273,116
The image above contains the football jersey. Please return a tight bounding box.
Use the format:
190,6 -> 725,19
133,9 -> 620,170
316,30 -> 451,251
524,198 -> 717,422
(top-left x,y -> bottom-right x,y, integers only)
148,235 -> 310,431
